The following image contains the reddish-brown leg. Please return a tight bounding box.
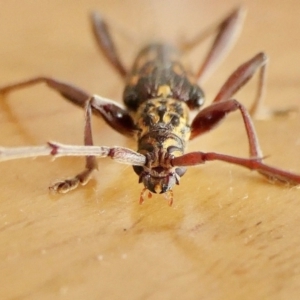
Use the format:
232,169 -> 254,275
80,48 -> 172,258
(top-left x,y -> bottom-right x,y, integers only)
190,99 -> 263,159
91,12 -> 128,78
172,151 -> 300,185
213,52 -> 267,116
50,93 -> 137,193
187,51 -> 299,185
0,76 -> 135,136
49,98 -> 97,193
190,53 -> 268,159
208,46 -> 295,118
0,76 -> 90,106
90,95 -> 135,137
181,7 -> 245,84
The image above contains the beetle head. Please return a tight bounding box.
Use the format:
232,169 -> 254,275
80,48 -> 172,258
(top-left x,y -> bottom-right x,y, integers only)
133,165 -> 187,194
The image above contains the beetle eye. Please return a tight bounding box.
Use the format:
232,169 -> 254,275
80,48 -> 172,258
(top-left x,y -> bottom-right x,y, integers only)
123,86 -> 139,111
187,86 -> 205,109
170,114 -> 180,126
133,165 -> 144,177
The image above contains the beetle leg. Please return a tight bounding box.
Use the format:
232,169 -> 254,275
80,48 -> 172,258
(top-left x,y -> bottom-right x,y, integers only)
0,76 -> 90,106
0,76 -> 136,137
49,93 -> 136,193
181,6 -> 245,84
49,98 -> 98,193
172,151 -> 300,186
89,95 -> 136,137
91,12 -> 128,78
190,99 -> 263,159
49,95 -> 135,193
212,52 -> 295,118
213,52 -> 267,117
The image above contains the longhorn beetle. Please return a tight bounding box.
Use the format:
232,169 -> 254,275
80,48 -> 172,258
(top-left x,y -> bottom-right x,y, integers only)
0,7 -> 300,205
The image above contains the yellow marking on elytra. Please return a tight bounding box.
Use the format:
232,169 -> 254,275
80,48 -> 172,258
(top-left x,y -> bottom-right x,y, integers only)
157,85 -> 172,97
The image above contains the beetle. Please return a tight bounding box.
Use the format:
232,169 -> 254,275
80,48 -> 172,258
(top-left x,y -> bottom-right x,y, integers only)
0,7 -> 299,205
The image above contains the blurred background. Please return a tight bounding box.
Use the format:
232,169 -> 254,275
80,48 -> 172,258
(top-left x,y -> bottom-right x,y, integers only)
0,1 -> 300,299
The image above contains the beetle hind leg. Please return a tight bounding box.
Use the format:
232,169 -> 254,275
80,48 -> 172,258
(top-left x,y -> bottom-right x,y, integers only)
91,12 -> 128,78
180,6 -> 245,84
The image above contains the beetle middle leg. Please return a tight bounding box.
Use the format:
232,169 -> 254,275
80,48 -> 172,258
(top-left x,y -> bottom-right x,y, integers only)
213,52 -> 267,117
0,76 -> 90,106
0,76 -> 135,136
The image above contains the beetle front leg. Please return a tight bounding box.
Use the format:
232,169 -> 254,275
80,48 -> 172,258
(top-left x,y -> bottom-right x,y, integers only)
172,151 -> 300,186
49,95 -> 135,193
190,99 -> 263,159
49,98 -> 97,193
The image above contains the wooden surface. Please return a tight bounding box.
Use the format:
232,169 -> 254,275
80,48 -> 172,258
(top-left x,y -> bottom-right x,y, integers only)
1,1 -> 300,299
